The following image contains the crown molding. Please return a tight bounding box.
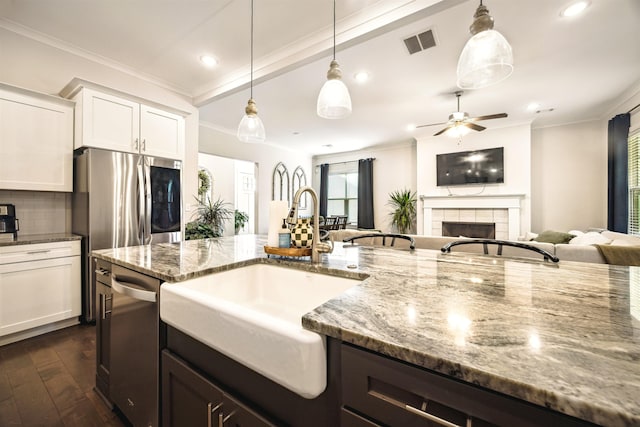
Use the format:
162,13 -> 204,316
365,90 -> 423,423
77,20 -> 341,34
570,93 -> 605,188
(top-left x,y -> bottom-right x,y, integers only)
0,18 -> 192,98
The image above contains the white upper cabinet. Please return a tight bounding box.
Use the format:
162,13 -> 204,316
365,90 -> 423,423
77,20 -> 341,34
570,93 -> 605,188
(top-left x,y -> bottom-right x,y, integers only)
0,83 -> 74,192
75,88 -> 140,153
140,104 -> 185,160
72,86 -> 185,160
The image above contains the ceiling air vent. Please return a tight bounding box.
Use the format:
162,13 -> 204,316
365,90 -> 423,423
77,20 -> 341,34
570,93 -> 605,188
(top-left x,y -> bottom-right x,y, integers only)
403,29 -> 436,55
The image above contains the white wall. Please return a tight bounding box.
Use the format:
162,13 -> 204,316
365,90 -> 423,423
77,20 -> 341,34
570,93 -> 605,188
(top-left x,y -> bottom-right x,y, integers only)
199,125 -> 312,234
197,153 -> 236,237
0,28 -> 200,232
531,120 -> 607,232
312,141 -> 417,233
416,124 -> 532,235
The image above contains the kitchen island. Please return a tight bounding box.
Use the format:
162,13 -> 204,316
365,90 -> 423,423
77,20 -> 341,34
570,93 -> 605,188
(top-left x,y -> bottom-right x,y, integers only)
93,234 -> 640,427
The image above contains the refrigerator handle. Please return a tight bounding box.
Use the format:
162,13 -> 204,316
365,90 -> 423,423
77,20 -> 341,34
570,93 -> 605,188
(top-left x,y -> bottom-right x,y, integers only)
144,159 -> 152,245
137,163 -> 146,244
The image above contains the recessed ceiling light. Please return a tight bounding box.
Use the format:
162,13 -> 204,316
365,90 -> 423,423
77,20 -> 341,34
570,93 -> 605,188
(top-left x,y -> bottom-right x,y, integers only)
199,55 -> 218,68
560,1 -> 590,17
527,102 -> 541,111
354,71 -> 369,83
406,124 -> 416,131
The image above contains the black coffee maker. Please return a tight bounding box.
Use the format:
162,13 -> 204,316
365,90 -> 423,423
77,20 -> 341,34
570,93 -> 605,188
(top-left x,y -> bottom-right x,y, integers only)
0,204 -> 19,240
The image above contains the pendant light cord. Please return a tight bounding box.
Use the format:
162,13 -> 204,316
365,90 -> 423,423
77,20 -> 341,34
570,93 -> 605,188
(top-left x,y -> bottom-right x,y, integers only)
332,0 -> 336,60
250,0 -> 254,99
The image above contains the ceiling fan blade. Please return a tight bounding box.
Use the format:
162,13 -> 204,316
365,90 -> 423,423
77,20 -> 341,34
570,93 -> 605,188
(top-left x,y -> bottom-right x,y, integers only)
433,125 -> 453,136
465,122 -> 486,132
471,113 -> 508,121
416,121 -> 447,129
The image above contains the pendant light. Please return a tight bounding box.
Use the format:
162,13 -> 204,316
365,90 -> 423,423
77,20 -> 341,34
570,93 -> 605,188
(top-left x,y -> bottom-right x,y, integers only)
237,0 -> 265,143
317,0 -> 352,119
456,0 -> 513,90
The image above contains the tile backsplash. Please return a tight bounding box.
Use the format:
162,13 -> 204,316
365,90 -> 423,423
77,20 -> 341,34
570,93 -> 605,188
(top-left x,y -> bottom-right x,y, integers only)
0,190 -> 71,235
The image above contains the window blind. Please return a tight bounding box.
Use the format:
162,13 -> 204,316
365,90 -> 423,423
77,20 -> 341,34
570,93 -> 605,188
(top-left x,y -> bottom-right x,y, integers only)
628,130 -> 640,235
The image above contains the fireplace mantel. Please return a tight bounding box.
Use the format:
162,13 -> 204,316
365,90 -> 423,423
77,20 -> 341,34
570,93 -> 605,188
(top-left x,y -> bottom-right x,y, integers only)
421,194 -> 525,240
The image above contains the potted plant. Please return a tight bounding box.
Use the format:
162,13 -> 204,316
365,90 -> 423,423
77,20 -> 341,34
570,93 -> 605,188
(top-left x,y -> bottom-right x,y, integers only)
388,189 -> 417,234
234,210 -> 249,234
185,196 -> 233,240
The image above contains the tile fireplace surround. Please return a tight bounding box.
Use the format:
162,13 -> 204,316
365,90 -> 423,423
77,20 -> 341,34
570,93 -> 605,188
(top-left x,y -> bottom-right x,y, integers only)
421,194 -> 525,241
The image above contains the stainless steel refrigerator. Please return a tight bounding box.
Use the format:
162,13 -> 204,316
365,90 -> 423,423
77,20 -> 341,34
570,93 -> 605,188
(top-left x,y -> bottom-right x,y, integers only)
72,148 -> 182,322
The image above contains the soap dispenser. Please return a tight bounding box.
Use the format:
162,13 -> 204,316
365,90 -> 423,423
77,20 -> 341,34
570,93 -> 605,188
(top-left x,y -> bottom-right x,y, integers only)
278,219 -> 291,248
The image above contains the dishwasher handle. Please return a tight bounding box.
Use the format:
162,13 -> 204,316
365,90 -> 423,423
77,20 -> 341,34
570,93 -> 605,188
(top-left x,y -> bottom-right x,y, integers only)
111,275 -> 157,303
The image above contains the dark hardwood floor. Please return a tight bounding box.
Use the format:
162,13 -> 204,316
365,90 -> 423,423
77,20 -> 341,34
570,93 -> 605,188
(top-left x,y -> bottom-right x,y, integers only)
0,324 -> 127,427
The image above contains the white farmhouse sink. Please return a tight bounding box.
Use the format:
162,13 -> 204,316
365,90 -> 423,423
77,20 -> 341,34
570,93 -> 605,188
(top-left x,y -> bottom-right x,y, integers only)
160,263 -> 362,398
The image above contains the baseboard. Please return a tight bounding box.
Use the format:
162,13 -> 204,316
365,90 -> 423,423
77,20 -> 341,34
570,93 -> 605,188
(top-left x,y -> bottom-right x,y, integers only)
0,317 -> 80,346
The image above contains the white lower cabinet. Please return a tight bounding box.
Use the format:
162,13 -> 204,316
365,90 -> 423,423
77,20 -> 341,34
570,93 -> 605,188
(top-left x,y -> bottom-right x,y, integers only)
0,240 -> 81,343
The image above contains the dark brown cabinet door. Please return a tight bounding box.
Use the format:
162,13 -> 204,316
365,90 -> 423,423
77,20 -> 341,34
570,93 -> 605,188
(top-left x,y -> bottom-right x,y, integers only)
162,350 -> 282,427
95,259 -> 112,401
162,350 -> 224,427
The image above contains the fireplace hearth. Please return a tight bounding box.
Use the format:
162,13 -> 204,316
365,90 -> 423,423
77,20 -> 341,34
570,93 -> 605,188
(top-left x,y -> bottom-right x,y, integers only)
442,221 -> 496,239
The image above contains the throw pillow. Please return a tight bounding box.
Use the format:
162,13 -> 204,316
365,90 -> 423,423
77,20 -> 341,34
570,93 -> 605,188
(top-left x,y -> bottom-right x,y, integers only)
568,231 -> 611,245
534,230 -> 576,244
601,230 -> 640,245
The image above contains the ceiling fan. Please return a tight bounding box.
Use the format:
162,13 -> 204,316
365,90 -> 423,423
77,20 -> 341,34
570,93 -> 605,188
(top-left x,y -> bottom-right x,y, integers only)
417,91 -> 508,136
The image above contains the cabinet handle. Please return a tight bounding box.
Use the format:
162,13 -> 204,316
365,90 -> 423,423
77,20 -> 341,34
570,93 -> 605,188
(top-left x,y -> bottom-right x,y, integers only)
142,138 -> 146,151
134,138 -> 139,150
27,250 -> 50,255
220,410 -> 236,426
207,402 -> 222,427
99,293 -> 112,320
405,403 -> 472,427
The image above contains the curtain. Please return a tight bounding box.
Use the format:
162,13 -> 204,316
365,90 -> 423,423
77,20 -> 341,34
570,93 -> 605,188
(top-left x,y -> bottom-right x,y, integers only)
358,158 -> 375,229
608,113 -> 631,232
319,163 -> 329,218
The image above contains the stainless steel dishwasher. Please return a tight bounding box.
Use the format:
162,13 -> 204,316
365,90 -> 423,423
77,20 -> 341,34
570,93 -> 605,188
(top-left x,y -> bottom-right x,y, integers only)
110,264 -> 163,427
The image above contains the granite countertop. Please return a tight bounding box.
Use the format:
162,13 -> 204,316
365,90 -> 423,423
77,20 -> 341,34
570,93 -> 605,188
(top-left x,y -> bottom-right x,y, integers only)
92,235 -> 640,426
0,232 -> 82,247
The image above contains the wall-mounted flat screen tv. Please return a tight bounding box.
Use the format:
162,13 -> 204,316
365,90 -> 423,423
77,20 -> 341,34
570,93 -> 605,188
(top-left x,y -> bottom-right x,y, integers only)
436,147 -> 504,186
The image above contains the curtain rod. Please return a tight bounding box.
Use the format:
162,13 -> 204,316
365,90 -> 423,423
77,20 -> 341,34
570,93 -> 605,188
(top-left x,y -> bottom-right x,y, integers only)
628,103 -> 640,114
315,158 -> 376,167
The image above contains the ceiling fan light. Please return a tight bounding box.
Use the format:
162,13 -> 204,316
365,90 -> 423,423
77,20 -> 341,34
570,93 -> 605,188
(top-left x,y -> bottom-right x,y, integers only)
317,61 -> 352,119
237,99 -> 266,143
446,124 -> 471,138
457,29 -> 513,89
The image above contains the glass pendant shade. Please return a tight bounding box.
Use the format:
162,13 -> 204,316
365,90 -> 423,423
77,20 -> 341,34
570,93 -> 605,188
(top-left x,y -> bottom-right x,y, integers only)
237,99 -> 265,143
457,29 -> 513,90
317,60 -> 352,119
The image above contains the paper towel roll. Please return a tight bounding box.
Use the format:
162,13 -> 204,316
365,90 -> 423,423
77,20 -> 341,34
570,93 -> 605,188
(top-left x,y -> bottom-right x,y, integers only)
267,200 -> 290,247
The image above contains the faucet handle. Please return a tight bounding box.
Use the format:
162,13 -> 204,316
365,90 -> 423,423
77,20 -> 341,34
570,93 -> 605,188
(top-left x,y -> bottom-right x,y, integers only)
315,241 -> 333,254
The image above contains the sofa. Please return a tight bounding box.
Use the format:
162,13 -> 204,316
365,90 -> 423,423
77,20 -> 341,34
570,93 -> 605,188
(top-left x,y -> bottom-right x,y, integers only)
330,229 -> 640,265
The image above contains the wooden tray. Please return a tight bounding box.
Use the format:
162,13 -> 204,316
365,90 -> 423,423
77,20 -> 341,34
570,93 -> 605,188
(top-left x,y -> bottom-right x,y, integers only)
264,245 -> 312,257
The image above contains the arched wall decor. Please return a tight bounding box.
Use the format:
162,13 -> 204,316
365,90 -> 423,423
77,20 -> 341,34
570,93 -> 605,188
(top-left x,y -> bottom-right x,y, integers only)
292,166 -> 308,209
272,162 -> 290,202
